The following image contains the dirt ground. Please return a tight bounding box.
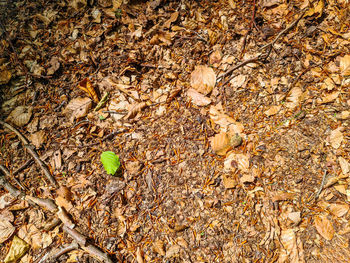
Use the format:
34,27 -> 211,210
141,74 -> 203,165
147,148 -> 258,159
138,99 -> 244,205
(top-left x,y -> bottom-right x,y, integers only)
0,0 -> 350,262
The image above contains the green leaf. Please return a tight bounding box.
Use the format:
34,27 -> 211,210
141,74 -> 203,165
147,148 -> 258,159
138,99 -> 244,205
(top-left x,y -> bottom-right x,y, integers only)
100,151 -> 120,175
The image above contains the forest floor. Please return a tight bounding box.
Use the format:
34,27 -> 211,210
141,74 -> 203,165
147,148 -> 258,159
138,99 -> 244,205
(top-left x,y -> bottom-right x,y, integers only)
0,0 -> 350,262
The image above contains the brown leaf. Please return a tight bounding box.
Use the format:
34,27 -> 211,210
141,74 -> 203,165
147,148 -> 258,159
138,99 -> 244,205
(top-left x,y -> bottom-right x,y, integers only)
211,132 -> 230,156
187,88 -> 211,106
0,219 -> 15,243
191,65 -> 216,95
330,127 -> 343,149
339,54 -> 350,76
164,11 -> 179,28
153,240 -> 166,256
271,191 -> 296,202
264,105 -> 281,116
0,69 -> 11,84
64,97 -> 92,122
329,203 -> 349,218
314,215 -> 335,240
124,102 -> 147,120
30,130 -> 46,148
77,78 -> 99,103
6,106 -> 33,127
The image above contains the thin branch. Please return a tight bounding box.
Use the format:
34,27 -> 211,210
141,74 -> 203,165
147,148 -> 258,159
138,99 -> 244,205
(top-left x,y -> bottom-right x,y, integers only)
259,8 -> 308,51
0,120 -> 58,186
0,164 -> 27,190
315,170 -> 328,200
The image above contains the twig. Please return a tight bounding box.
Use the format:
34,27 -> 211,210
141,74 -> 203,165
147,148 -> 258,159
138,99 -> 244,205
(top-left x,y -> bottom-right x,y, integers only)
0,175 -> 113,263
259,8 -> 307,51
79,129 -> 128,148
0,120 -> 58,186
315,170 -> 328,200
0,164 -> 27,191
37,242 -> 79,263
240,0 -> 257,57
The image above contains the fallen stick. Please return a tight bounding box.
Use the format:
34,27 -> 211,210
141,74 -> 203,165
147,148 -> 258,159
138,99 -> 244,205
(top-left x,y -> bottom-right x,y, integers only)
0,120 -> 58,187
0,174 -> 113,263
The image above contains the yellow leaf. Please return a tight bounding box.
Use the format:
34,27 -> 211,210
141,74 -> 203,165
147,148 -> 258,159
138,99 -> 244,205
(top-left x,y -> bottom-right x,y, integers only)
4,236 -> 30,263
77,78 -> 99,103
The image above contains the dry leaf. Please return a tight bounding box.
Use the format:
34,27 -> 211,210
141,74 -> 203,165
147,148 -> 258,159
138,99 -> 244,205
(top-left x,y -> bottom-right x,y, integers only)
187,88 -> 211,106
4,236 -> 29,262
318,91 -> 339,104
279,229 -> 305,263
304,0 -> 324,19
223,174 -> 238,189
224,152 -> 250,172
136,247 -> 144,263
190,65 -> 216,95
211,132 -> 230,156
209,104 -> 244,134
209,50 -> 222,66
64,97 -> 92,122
285,87 -> 302,109
330,127 -> 343,149
0,69 -> 11,84
30,130 -> 46,149
77,78 -> 99,103
164,11 -> 179,28
271,191 -> 295,202
314,215 -> 334,240
153,240 -> 166,256
0,219 -> 15,243
329,203 -> 349,218
229,75 -> 246,88
264,105 -> 281,116
339,54 -> 350,76
338,157 -> 350,175
336,110 -> 350,120
124,102 -> 147,120
6,106 -> 33,127
47,56 -> 60,75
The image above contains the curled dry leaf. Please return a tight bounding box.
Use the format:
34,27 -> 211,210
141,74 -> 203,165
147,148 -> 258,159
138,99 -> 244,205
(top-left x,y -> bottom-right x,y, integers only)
187,88 -> 211,106
77,78 -> 99,103
190,65 -> 216,95
6,106 -> 33,127
329,127 -> 343,149
314,215 -> 334,240
211,132 -> 230,156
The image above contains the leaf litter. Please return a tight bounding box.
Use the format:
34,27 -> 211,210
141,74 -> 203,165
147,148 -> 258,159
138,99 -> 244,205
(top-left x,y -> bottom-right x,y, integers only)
0,0 -> 350,262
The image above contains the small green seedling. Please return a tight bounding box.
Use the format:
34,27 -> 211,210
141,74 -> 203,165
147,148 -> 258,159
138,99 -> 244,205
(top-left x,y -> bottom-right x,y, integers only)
100,151 -> 120,175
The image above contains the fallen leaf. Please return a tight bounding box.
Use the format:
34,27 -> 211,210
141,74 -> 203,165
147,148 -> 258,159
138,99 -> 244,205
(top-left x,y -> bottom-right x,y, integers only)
271,191 -> 296,202
209,104 -> 244,134
211,132 -> 230,156
330,127 -> 343,149
222,174 -> 238,189
164,11 -> 179,28
304,0 -> 324,19
338,157 -> 350,175
336,110 -> 350,120
187,88 -> 211,106
136,247 -> 144,263
4,236 -> 30,263
124,102 -> 147,120
153,240 -> 166,256
30,130 -> 46,149
318,91 -> 339,104
191,65 -> 216,95
0,219 -> 15,243
285,87 -> 302,109
209,50 -> 222,66
165,244 -> 180,258
64,97 -> 92,122
329,203 -> 349,217
229,75 -> 246,88
77,78 -> 99,103
264,105 -> 281,116
314,215 -> 334,240
0,69 -> 11,84
279,229 -> 305,263
47,56 -> 60,75
6,106 -> 33,127
339,54 -> 350,76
